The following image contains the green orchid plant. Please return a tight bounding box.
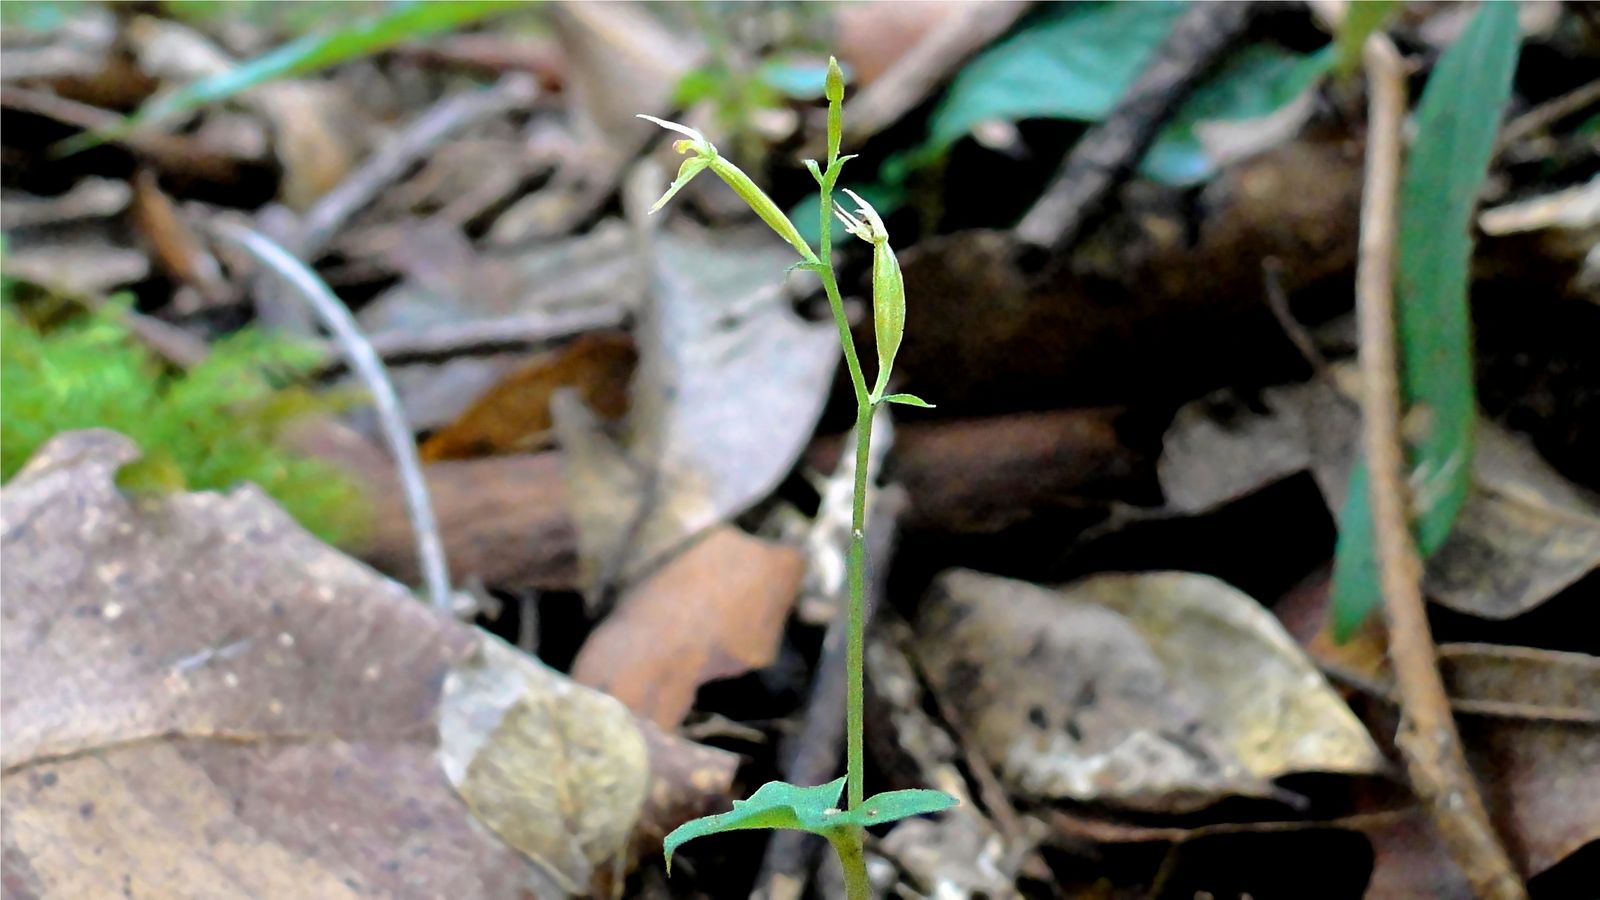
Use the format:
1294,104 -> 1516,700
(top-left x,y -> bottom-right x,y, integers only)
642,59 -> 954,898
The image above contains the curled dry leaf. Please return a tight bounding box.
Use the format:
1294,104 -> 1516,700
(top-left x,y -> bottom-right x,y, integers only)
1443,644 -> 1600,877
570,526 -> 805,729
420,331 -> 637,462
1,430 -> 734,897
915,570 -> 1383,813
556,224 -> 838,588
1160,374 -> 1600,619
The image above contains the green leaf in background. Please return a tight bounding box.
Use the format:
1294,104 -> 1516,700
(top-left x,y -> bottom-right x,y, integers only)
63,0 -> 520,153
1142,45 -> 1335,186
1329,1 -> 1523,641
928,2 -> 1187,150
914,1 -> 1332,188
758,58 -> 847,101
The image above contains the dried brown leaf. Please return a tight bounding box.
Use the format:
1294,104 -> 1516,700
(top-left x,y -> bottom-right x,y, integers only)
571,526 -> 804,729
421,331 -> 637,462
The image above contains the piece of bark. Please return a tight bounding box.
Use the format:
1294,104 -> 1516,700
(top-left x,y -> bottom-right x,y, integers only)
810,409 -> 1148,532
363,452 -> 579,591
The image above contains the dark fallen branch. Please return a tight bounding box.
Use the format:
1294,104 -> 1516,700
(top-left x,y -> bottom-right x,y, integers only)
1014,2 -> 1256,258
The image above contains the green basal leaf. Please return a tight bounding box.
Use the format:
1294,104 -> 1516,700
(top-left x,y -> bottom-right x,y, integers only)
1330,1 -> 1521,642
663,780 -> 957,872
850,789 -> 959,825
664,778 -> 846,873
880,393 -> 935,408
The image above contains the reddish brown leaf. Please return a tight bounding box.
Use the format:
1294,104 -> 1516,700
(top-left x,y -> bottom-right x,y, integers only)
421,331 -> 636,461
571,526 -> 805,729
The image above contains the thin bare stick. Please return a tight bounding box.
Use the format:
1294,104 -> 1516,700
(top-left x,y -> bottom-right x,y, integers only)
1357,37 -> 1526,900
213,220 -> 453,613
1497,77 -> 1600,152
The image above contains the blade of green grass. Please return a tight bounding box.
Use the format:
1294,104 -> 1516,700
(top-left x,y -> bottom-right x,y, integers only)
1330,2 -> 1522,641
58,0 -> 520,155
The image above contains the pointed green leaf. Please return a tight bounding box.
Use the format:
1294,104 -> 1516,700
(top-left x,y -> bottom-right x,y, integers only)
881,393 -> 934,408
663,779 -> 846,873
805,158 -> 825,187
1330,1 -> 1521,641
837,789 -> 958,828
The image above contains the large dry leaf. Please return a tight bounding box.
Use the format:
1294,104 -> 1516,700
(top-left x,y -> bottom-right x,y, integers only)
915,569 -> 1383,813
1,430 -> 734,897
556,224 -> 838,587
1160,375 -> 1600,619
570,526 -> 805,728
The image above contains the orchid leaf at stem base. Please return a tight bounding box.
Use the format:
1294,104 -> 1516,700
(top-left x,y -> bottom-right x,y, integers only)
662,779 -> 957,873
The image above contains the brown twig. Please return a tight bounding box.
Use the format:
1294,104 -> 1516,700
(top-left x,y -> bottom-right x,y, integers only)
1357,37 -> 1526,900
1014,2 -> 1256,256
1496,77 -> 1600,152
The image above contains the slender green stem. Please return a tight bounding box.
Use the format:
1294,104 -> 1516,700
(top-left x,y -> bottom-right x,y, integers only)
815,113 -> 873,820
830,829 -> 872,900
846,402 -> 871,809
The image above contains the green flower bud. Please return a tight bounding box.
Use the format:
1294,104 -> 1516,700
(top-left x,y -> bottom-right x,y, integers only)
826,57 -> 846,104
834,189 -> 904,399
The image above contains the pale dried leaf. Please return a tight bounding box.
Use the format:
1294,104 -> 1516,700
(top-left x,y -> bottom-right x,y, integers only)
1,430 -> 734,897
916,569 -> 1383,813
438,633 -> 651,894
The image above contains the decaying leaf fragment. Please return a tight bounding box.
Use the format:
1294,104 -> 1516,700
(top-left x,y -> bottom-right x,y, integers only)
915,569 -> 1383,813
1160,375 -> 1600,619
